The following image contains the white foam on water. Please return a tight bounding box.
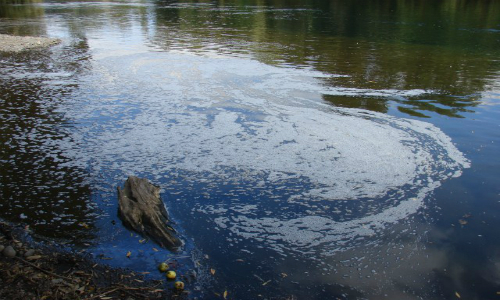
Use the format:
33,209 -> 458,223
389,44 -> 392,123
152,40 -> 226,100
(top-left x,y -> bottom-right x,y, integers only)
54,47 -> 469,256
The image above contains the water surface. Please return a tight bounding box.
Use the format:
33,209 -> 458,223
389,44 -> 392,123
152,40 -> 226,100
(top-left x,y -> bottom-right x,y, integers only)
1,1 -> 499,299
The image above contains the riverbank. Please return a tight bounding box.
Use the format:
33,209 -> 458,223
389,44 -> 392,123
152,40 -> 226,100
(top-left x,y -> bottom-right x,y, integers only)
0,34 -> 60,52
0,221 -> 186,299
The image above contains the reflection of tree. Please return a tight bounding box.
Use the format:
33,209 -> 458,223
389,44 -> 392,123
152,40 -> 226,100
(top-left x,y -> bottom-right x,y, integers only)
0,32 -> 95,242
0,0 -> 47,36
150,0 -> 499,118
0,0 -> 43,18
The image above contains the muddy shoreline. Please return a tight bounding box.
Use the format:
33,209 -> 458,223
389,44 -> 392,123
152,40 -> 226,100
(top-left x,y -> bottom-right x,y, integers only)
0,34 -> 60,52
0,220 -> 188,299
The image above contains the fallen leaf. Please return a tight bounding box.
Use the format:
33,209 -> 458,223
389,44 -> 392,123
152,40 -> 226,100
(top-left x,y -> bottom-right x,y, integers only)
78,222 -> 89,229
26,255 -> 42,261
210,269 -> 216,275
459,219 -> 468,225
139,239 -> 146,243
281,273 -> 288,278
235,259 -> 244,262
455,291 -> 461,298
58,286 -> 73,294
73,271 -> 87,276
223,290 -> 228,299
51,278 -> 64,285
126,251 -> 132,258
153,247 -> 159,252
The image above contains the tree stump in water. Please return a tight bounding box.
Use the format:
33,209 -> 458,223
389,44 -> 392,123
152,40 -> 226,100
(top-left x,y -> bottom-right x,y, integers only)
117,176 -> 182,251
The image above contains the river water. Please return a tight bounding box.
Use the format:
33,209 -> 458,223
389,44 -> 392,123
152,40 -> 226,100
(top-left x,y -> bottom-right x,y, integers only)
1,1 -> 499,299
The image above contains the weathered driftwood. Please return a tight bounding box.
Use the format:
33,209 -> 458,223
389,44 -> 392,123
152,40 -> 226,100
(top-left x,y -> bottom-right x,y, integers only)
117,176 -> 181,251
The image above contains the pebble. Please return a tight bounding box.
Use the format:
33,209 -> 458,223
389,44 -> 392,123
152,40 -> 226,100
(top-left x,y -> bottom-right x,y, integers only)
3,246 -> 16,258
24,249 -> 35,257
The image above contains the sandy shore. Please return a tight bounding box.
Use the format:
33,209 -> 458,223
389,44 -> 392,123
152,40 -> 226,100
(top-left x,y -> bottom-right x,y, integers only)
0,34 -> 60,52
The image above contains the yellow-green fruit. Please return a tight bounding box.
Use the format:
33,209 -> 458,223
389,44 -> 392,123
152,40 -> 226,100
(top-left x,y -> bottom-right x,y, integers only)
158,262 -> 169,272
174,281 -> 185,290
166,270 -> 176,280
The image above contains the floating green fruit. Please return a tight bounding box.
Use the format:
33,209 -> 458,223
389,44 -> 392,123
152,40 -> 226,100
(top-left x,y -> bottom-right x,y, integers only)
166,270 -> 176,280
174,281 -> 185,290
158,262 -> 169,272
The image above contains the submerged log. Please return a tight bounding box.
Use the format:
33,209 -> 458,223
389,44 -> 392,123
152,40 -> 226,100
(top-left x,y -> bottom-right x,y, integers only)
117,176 -> 182,251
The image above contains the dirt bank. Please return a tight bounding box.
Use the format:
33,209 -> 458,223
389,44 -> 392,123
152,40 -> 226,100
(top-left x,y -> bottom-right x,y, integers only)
0,34 -> 60,52
0,221 -> 187,300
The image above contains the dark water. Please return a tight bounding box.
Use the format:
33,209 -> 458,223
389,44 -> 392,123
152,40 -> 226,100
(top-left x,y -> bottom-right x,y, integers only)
1,0 -> 499,299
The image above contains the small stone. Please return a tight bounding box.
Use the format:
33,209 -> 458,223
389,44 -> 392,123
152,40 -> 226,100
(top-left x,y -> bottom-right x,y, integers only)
0,245 -> 4,252
24,249 -> 35,257
3,246 -> 16,258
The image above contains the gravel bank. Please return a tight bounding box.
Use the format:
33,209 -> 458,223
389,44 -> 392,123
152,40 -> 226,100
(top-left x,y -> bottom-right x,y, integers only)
0,34 -> 60,52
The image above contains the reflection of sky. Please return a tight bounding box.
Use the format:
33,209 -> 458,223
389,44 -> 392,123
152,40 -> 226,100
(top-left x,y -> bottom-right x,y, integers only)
43,15 -> 469,271
481,76 -> 500,106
